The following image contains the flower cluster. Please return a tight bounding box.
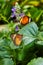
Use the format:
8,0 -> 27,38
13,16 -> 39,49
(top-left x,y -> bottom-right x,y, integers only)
11,2 -> 25,32
11,2 -> 25,21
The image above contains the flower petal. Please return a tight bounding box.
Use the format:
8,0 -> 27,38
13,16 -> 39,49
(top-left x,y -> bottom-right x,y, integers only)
11,7 -> 16,12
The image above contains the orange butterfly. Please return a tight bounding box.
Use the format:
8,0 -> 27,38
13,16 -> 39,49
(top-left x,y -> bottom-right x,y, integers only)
20,16 -> 31,25
11,34 -> 23,46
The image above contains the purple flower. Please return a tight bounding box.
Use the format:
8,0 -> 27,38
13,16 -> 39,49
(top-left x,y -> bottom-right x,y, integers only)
11,7 -> 16,12
15,26 -> 19,31
11,13 -> 16,18
19,13 -> 25,17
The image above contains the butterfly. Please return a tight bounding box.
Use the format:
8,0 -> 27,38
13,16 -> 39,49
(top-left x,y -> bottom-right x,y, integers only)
11,34 -> 23,46
20,16 -> 31,25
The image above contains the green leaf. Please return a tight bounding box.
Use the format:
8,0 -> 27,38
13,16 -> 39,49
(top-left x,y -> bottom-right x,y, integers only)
35,32 -> 43,49
3,58 -> 14,65
27,57 -> 43,65
0,38 -> 11,49
0,58 -> 14,65
40,21 -> 43,31
18,22 -> 38,45
18,22 -> 38,36
27,7 -> 42,22
36,41 -> 43,46
3,4 -> 12,18
38,32 -> 43,41
40,26 -> 43,31
0,38 -> 11,58
28,1 -> 40,6
0,51 -> 10,58
40,21 -> 43,25
35,41 -> 43,50
22,36 -> 36,45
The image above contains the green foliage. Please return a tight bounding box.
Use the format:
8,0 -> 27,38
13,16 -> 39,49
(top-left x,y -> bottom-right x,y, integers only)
0,58 -> 14,65
0,22 -> 43,64
0,0 -> 43,65
16,22 -> 38,62
0,22 -> 38,64
27,57 -> 43,65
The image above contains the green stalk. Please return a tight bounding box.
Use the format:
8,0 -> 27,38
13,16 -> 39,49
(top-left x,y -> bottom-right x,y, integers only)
20,0 -> 28,7
0,14 -> 9,23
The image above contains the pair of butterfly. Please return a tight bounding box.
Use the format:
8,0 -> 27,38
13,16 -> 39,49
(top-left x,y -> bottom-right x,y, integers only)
11,16 -> 31,46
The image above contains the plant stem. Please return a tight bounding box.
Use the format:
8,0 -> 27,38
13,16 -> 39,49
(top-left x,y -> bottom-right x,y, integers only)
20,0 -> 28,7
0,14 -> 9,23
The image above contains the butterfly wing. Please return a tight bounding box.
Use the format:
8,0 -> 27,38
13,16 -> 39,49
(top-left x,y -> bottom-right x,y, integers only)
11,34 -> 23,46
20,16 -> 29,25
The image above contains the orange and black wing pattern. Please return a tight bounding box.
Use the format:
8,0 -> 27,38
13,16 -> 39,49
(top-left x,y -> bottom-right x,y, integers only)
20,16 -> 30,25
11,34 -> 23,46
